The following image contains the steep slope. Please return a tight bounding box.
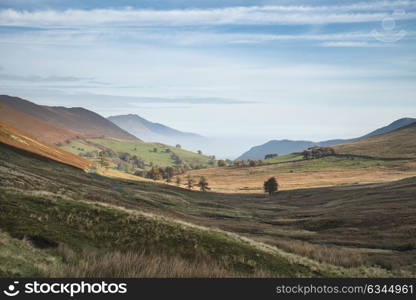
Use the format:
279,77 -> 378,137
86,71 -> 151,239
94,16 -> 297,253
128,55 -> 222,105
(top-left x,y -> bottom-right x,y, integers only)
108,114 -> 204,146
0,95 -> 138,141
333,123 -> 416,158
237,118 -> 416,160
0,121 -> 93,171
0,101 -> 80,144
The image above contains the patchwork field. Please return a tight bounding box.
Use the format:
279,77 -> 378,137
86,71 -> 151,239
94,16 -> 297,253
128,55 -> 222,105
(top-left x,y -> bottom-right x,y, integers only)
183,156 -> 416,192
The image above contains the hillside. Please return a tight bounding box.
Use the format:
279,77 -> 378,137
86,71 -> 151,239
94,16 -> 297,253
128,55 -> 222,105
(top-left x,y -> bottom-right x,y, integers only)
0,101 -> 80,144
237,118 -> 416,160
0,95 -> 138,141
108,114 -> 204,147
0,121 -> 93,171
333,122 -> 416,159
60,137 -> 214,169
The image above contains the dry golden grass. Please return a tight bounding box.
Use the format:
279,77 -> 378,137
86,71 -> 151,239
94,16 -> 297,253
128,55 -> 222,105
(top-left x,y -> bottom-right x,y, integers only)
97,167 -> 152,182
270,238 -> 365,268
182,163 -> 416,193
46,245 -> 272,278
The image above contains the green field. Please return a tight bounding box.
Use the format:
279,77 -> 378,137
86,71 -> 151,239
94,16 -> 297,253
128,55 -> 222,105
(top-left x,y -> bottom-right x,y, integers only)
61,138 -> 213,169
262,153 -> 304,164
260,156 -> 409,173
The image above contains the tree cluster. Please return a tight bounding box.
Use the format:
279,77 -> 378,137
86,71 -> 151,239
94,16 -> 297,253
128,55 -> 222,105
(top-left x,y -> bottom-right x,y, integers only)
139,165 -> 187,181
264,153 -> 279,160
302,147 -> 335,160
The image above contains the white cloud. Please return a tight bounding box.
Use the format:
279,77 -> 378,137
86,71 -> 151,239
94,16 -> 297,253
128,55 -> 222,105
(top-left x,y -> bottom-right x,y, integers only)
0,1 -> 415,27
320,41 -> 380,47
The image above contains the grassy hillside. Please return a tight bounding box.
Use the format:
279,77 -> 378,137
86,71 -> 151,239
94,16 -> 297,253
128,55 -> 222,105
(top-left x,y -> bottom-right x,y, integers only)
0,121 -> 93,171
261,153 -> 304,164
61,137 -> 214,169
333,123 -> 416,159
2,142 -> 416,277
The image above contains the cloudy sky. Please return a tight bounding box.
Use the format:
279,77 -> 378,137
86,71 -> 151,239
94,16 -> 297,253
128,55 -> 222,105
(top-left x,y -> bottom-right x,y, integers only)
0,0 -> 415,157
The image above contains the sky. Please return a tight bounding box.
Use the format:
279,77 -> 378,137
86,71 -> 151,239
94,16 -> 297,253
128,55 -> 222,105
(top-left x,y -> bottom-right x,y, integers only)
0,0 -> 415,158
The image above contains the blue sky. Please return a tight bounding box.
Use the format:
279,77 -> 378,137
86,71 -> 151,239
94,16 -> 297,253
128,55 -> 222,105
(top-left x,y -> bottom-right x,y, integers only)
0,0 -> 415,157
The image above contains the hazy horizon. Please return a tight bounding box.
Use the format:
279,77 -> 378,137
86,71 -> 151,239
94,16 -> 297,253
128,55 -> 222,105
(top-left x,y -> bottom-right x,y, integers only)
1,0 -> 415,157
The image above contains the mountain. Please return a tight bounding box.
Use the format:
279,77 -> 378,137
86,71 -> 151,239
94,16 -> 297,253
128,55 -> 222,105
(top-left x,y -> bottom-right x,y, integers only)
0,101 -> 80,144
108,114 -> 204,146
237,140 -> 317,161
333,122 -> 416,158
0,95 -> 138,142
361,117 -> 416,138
0,121 -> 93,170
237,118 -> 416,160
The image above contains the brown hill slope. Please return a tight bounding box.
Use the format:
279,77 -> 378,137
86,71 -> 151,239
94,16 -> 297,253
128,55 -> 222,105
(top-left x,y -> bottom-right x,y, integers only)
0,95 -> 139,141
333,123 -> 416,158
0,102 -> 81,144
0,121 -> 93,171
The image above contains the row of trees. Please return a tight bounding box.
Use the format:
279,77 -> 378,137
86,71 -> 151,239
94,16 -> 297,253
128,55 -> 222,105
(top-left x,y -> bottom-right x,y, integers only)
137,165 -> 187,181
176,175 -> 210,191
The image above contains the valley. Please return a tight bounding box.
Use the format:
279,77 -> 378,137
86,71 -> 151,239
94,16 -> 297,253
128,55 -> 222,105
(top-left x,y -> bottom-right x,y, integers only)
1,142 -> 415,277
0,95 -> 415,278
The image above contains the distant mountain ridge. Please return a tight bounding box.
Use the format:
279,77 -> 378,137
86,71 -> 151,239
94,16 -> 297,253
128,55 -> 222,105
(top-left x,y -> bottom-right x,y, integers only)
0,95 -> 138,142
237,118 -> 416,160
333,122 -> 416,159
108,114 -> 204,146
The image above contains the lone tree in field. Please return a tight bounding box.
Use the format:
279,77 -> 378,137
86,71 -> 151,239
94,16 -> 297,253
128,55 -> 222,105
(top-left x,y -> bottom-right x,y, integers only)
186,175 -> 194,189
197,176 -> 210,192
264,177 -> 278,196
175,176 -> 181,186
